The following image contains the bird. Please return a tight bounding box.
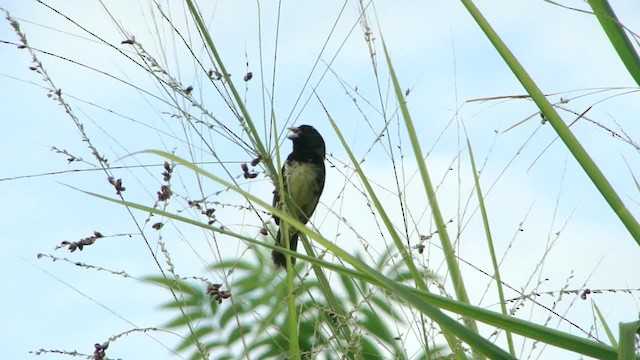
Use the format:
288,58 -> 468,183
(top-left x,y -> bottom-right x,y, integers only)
272,125 -> 326,268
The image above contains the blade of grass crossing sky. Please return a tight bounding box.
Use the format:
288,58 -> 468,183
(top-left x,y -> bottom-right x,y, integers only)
466,138 -> 515,356
323,109 -> 469,359
460,0 -> 640,246
184,0 -> 277,178
381,39 -> 479,334
183,2 -> 304,354
592,301 -> 618,349
588,0 -> 640,86
317,99 -> 427,293
403,285 -> 619,359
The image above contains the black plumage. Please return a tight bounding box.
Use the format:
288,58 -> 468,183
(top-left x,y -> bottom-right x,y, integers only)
272,125 -> 326,268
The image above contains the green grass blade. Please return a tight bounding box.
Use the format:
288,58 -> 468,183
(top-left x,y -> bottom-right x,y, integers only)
184,0 -> 277,179
298,237 -> 355,352
587,0 -> 640,86
618,320 -> 640,360
402,285 -> 618,359
381,39 -> 478,336
593,301 -> 618,348
322,104 -> 468,358
285,255 -> 299,359
460,0 -> 640,246
318,102 -> 428,291
466,138 -> 515,355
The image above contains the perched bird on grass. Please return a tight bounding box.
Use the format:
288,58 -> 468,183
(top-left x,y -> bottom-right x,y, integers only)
272,125 -> 326,268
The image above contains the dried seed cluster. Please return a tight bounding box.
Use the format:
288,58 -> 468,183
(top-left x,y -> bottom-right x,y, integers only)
157,161 -> 174,201
241,156 -> 261,179
207,283 -> 231,304
107,177 -> 125,195
56,231 -> 104,252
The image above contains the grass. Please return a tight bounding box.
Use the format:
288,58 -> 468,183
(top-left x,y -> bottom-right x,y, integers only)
3,1 -> 640,359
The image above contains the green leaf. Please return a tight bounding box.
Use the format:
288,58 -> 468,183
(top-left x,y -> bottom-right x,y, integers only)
360,336 -> 383,359
219,302 -> 246,329
208,296 -> 219,316
339,272 -> 358,305
232,274 -> 263,296
375,248 -> 393,270
246,291 -> 274,312
467,137 -> 515,355
209,260 -> 255,272
160,297 -> 201,309
382,36 -> 477,336
297,279 -> 321,293
228,324 -> 252,344
164,310 -> 207,329
175,325 -> 214,352
257,331 -> 289,359
205,354 -> 232,360
143,276 -> 202,297
299,297 -> 321,310
360,308 -> 394,345
370,294 -> 402,321
403,283 -> 616,359
299,317 -> 318,353
247,336 -> 272,352
187,342 -> 223,360
390,269 -> 415,283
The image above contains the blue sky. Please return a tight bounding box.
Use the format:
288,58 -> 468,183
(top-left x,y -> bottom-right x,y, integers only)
2,1 -> 640,359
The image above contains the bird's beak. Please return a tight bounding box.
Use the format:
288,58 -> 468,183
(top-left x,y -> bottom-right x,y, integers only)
287,127 -> 301,140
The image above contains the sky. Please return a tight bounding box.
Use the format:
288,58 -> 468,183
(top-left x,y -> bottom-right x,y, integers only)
2,0 -> 640,359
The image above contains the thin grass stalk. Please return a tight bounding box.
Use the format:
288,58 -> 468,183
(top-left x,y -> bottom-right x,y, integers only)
184,2 -> 304,355
267,104 -> 301,358
317,104 -> 426,290
184,0 -> 276,178
323,111 -> 468,359
298,237 -> 356,355
284,224 -> 300,359
381,40 -> 479,337
466,138 -> 515,355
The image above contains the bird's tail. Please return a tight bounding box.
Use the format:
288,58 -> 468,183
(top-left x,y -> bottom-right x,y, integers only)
272,229 -> 299,268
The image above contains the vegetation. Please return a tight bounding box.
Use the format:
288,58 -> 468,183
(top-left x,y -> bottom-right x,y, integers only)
3,1 -> 639,359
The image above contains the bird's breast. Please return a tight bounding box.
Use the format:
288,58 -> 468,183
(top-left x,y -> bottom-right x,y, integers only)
284,161 -> 321,220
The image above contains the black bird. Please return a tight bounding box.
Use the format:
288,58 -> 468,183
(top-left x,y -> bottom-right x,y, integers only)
272,125 -> 326,268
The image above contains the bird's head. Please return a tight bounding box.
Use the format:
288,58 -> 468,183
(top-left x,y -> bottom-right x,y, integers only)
287,125 -> 326,159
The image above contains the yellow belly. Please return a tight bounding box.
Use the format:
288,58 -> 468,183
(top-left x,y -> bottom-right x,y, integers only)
284,161 -> 320,222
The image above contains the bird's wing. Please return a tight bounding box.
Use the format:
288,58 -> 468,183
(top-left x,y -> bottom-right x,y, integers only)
271,163 -> 287,225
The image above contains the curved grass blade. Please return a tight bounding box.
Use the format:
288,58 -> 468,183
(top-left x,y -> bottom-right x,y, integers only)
381,38 -> 478,337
